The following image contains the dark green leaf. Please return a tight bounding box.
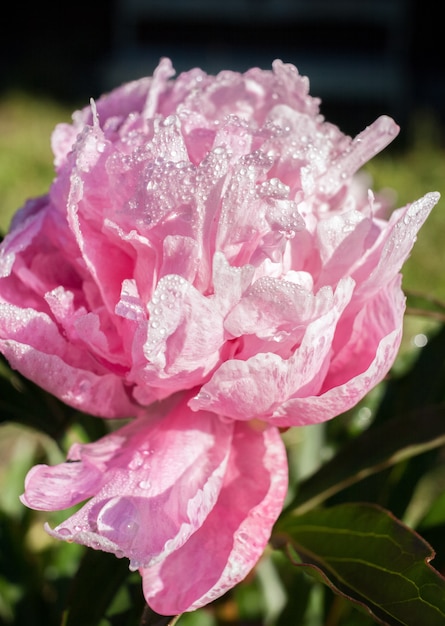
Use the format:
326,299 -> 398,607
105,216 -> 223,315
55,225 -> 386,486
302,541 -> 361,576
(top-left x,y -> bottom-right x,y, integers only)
286,404 -> 445,514
62,549 -> 179,626
274,502 -> 445,626
139,606 -> 178,626
377,324 -> 445,418
0,354 -> 74,441
62,549 -> 135,626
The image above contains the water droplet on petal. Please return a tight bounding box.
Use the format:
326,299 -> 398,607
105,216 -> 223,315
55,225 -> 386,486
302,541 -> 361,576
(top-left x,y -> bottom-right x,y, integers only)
119,518 -> 139,538
97,496 -> 140,549
78,378 -> 92,394
162,114 -> 176,127
195,390 -> 211,402
128,452 -> 144,470
273,331 -> 288,342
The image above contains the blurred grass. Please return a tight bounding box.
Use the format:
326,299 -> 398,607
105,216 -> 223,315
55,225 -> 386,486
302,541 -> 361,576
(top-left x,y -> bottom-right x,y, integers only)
0,92 -> 71,232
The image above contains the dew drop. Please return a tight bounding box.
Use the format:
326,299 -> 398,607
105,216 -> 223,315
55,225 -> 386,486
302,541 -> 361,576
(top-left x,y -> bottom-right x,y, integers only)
57,528 -> 71,537
78,378 -> 92,394
195,390 -> 211,402
129,560 -> 142,572
128,452 -> 144,470
273,331 -> 288,342
119,518 -> 139,538
138,480 -> 151,490
162,114 -> 176,127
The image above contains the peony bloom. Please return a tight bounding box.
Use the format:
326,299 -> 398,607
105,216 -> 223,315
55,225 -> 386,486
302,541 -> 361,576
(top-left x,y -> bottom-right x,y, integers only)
0,58 -> 439,614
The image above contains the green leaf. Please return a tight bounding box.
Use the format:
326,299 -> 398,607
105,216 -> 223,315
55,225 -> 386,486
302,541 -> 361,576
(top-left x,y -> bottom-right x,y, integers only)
274,502 -> 445,626
286,404 -> 445,514
62,548 -> 179,626
0,354 -> 73,441
62,549 -> 137,626
139,606 -> 179,626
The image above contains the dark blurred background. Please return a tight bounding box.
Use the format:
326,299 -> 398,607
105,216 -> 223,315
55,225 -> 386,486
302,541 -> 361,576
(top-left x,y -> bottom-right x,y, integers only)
1,0 -> 444,137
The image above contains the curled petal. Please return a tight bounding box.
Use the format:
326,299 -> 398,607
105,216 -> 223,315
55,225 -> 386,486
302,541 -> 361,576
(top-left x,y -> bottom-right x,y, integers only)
0,308 -> 136,417
131,275 -> 225,402
22,397 -> 234,570
353,192 -> 440,300
190,277 -> 354,420
21,460 -> 103,510
141,421 -> 288,614
271,278 -> 406,426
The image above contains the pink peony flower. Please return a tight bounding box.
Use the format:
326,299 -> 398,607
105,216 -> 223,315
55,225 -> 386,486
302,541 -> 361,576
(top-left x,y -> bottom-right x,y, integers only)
0,58 -> 439,614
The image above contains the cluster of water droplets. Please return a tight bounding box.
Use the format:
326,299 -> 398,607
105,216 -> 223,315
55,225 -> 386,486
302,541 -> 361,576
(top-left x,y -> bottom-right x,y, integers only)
145,275 -> 188,360
382,192 -> 438,262
55,439 -> 157,566
211,114 -> 253,158
257,176 -> 303,241
198,144 -> 231,189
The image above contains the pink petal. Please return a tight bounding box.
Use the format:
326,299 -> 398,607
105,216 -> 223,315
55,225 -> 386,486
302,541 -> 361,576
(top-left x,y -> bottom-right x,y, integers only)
190,277 -> 354,420
143,58 -> 176,118
0,197 -> 48,279
141,421 -> 288,614
23,396 -> 234,570
224,273 -> 334,344
0,304 -> 136,417
211,252 -> 255,318
130,275 -> 225,402
353,192 -> 439,301
271,278 -> 406,426
21,458 -> 105,510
